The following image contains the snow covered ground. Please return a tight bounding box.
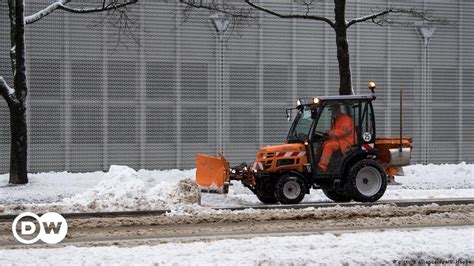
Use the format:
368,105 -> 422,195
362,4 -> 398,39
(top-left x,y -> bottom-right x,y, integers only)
0,163 -> 473,214
0,227 -> 472,265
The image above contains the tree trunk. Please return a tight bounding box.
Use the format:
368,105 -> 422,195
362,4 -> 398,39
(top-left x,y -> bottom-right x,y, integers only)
334,0 -> 353,95
7,0 -> 29,184
8,102 -> 28,184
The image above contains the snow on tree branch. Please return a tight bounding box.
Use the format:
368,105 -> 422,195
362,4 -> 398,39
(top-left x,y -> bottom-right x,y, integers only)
347,9 -> 392,28
244,0 -> 335,29
25,0 -> 138,25
0,76 -> 16,103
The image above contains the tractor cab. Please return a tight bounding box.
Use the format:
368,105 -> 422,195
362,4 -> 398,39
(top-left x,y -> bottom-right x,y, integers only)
288,95 -> 377,179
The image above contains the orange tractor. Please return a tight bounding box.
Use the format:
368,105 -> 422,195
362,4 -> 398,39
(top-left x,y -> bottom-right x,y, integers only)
196,82 -> 412,204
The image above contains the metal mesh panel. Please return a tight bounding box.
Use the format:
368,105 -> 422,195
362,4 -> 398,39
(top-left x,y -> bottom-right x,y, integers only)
108,60 -> 138,100
263,64 -> 291,101
144,105 -> 177,169
431,68 -> 459,104
146,62 -> 176,101
181,62 -> 209,101
71,105 -> 103,144
391,67 -> 418,104
297,65 -> 324,99
229,64 -> 258,101
70,104 -> 104,171
29,104 -> 64,145
263,106 -> 291,145
68,12 -> 103,58
181,106 -> 208,144
146,105 -> 176,144
28,57 -> 63,100
108,105 -> 139,144
229,106 -> 258,143
71,60 -> 103,100
144,1 -> 176,60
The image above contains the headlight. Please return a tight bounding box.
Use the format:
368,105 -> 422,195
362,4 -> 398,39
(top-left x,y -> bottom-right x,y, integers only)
296,99 -> 302,106
312,97 -> 320,104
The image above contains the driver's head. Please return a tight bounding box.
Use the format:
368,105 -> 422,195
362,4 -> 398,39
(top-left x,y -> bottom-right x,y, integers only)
331,104 -> 341,119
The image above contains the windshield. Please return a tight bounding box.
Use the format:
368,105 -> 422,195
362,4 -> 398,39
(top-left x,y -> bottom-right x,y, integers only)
287,108 -> 314,141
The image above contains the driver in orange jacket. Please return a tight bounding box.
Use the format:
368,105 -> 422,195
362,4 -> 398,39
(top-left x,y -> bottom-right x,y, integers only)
318,104 -> 355,172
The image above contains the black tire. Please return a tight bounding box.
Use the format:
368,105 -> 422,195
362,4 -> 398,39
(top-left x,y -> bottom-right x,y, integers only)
274,175 -> 307,204
347,159 -> 387,202
256,191 -> 278,204
321,188 -> 352,202
255,178 -> 278,204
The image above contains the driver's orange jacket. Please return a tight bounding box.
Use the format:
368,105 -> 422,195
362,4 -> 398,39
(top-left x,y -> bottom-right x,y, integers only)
318,113 -> 355,171
328,113 -> 355,151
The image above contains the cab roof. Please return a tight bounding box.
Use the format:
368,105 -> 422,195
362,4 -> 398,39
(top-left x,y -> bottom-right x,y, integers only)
317,94 -> 375,101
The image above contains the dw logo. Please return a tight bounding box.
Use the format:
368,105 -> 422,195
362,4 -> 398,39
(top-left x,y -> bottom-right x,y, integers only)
11,212 -> 68,244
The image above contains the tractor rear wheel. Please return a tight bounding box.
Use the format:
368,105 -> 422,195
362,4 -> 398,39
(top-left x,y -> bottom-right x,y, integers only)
347,159 -> 387,202
321,188 -> 352,202
274,175 -> 306,204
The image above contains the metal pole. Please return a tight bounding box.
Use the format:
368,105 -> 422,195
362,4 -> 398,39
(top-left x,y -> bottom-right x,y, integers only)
400,88 -> 403,152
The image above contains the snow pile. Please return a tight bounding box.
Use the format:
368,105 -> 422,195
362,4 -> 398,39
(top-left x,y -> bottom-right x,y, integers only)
0,227 -> 471,265
0,170 -> 107,204
398,162 -> 474,189
62,166 -> 200,212
0,166 -> 201,214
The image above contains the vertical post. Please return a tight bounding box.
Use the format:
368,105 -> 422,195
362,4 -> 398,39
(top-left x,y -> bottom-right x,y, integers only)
399,88 -> 403,152
64,13 -> 71,171
416,24 -> 435,164
102,18 -> 108,171
258,7 -> 264,147
209,12 -> 230,155
139,2 -> 146,169
176,2 -> 182,168
457,0 -> 463,162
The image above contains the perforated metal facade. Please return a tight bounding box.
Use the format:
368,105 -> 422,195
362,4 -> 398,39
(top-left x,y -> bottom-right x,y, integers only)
0,0 -> 473,173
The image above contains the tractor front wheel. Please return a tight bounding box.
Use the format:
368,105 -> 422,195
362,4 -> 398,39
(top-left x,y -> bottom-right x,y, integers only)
321,188 -> 352,202
347,159 -> 387,202
274,175 -> 306,204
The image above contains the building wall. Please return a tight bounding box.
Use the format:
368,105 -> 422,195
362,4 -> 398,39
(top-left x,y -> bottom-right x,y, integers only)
0,0 -> 473,173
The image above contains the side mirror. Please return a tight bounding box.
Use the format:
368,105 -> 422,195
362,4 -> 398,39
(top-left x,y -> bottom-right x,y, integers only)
311,108 -> 318,120
285,109 -> 292,122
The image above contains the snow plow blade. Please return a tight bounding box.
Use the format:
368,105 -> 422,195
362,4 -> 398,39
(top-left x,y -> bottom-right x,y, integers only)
195,154 -> 230,193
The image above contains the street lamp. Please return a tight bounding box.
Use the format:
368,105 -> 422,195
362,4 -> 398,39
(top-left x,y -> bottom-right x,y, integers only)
209,12 -> 231,154
416,23 -> 436,163
209,12 -> 231,33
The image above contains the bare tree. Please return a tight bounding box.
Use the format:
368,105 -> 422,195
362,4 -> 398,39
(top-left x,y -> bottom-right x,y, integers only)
0,0 -> 138,184
180,0 -> 446,95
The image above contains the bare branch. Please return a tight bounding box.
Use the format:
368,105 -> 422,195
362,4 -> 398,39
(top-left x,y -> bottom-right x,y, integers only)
179,0 -> 251,18
347,9 -> 392,28
348,8 -> 450,28
25,0 -> 138,25
0,76 -> 16,104
244,0 -> 334,29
